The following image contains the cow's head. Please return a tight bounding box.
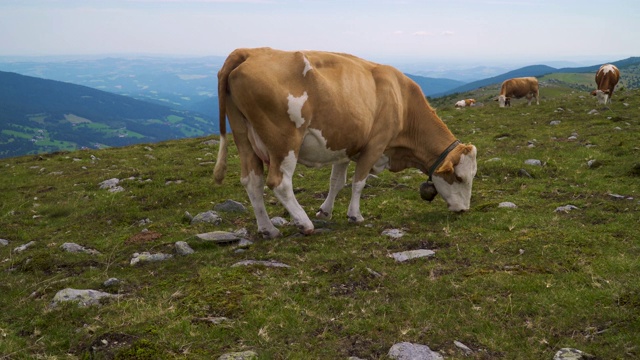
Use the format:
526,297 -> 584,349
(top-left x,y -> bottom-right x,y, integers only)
426,144 -> 477,212
496,95 -> 511,107
591,89 -> 610,104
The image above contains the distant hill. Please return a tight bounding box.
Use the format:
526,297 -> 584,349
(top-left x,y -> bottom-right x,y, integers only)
405,74 -> 466,96
433,57 -> 640,97
0,71 -> 217,159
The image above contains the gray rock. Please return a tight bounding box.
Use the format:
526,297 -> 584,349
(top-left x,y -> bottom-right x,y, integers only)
382,228 -> 404,239
108,186 -> 125,193
518,168 -> 533,178
454,340 -> 473,355
609,193 -> 630,200
588,109 -> 599,115
175,241 -> 195,255
486,157 -> 501,162
553,348 -> 595,360
196,231 -> 240,243
0,239 -> 8,246
103,278 -> 120,287
587,160 -> 600,168
191,210 -> 222,225
130,252 -> 173,265
270,217 -> 289,227
98,178 -> 120,189
231,260 -> 291,268
555,205 -> 579,213
550,120 -> 562,125
524,159 -> 542,166
217,351 -> 258,360
60,242 -> 101,255
51,288 -> 117,307
236,239 -> 254,248
202,139 -> 220,146
388,342 -> 443,360
499,202 -> 517,209
13,241 -> 36,253
193,316 -> 229,325
214,199 -> 247,213
389,249 -> 435,262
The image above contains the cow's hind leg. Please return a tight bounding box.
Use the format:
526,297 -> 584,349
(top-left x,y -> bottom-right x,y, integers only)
241,167 -> 280,239
316,162 -> 349,219
269,150 -> 315,235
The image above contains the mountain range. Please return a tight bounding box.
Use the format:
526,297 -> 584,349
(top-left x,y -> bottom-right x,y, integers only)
1,55 -> 640,159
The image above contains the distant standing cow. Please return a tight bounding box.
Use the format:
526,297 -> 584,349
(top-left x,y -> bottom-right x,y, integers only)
496,77 -> 539,107
591,64 -> 620,105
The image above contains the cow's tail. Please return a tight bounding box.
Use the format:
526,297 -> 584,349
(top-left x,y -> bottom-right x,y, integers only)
213,49 -> 249,184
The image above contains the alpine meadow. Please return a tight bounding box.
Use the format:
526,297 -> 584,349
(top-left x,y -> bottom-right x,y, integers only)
1,78 -> 639,359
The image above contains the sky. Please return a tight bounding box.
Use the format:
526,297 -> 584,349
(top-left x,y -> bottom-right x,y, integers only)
1,0 -> 639,67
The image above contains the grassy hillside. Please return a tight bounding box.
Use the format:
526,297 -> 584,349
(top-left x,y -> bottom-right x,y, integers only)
0,71 -> 216,159
1,87 -> 639,359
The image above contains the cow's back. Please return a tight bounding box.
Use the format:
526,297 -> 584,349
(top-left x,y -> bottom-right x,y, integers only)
225,48 -> 408,156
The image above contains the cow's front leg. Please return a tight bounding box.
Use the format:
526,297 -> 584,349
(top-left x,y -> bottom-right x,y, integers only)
269,150 -> 314,235
241,170 -> 280,239
316,161 -> 349,219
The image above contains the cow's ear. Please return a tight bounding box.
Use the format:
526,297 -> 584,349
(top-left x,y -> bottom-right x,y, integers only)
591,90 -> 597,96
435,160 -> 454,175
461,144 -> 475,155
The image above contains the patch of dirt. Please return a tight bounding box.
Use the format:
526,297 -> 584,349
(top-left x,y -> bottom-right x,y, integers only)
125,231 -> 162,244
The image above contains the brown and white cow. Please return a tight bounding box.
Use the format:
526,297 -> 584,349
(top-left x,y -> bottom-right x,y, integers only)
455,99 -> 476,107
214,48 -> 477,238
591,64 -> 620,105
496,77 -> 539,107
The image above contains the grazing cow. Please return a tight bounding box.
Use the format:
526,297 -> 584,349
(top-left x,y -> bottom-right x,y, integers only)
214,48 -> 477,238
591,64 -> 620,105
496,77 -> 539,107
455,99 -> 476,107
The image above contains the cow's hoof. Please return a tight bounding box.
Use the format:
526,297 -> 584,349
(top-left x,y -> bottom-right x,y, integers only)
347,215 -> 364,223
260,228 -> 281,239
315,209 -> 332,219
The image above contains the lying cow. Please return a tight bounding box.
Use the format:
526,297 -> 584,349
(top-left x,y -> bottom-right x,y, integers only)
591,64 -> 620,105
214,48 -> 477,238
455,99 -> 476,107
496,77 -> 539,107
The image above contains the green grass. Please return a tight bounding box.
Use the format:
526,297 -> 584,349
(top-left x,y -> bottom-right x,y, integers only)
1,87 -> 639,359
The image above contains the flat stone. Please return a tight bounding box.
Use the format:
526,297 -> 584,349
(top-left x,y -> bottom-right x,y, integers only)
51,288 -> 117,307
382,228 -> 405,239
99,178 -> 119,189
103,278 -> 120,287
231,260 -> 290,268
524,159 -> 542,166
499,202 -> 517,209
130,252 -> 173,265
214,200 -> 247,213
191,210 -> 222,225
196,231 -> 240,243
388,342 -> 443,360
0,239 -> 8,246
60,242 -> 101,255
555,205 -> 579,213
217,351 -> 258,360
389,249 -> 436,262
553,348 -> 595,360
13,241 -> 36,253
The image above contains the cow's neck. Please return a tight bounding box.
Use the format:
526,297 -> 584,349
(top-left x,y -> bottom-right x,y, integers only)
387,98 -> 457,174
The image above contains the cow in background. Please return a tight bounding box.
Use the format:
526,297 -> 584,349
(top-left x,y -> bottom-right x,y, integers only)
591,64 -> 620,105
496,77 -> 539,107
455,99 -> 476,107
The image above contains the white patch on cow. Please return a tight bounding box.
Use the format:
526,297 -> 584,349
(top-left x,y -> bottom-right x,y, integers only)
431,147 -> 477,212
601,64 -> 616,74
298,128 -> 349,167
455,100 -> 466,107
273,150 -> 314,233
302,55 -> 313,76
498,95 -> 507,107
287,92 -> 308,128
